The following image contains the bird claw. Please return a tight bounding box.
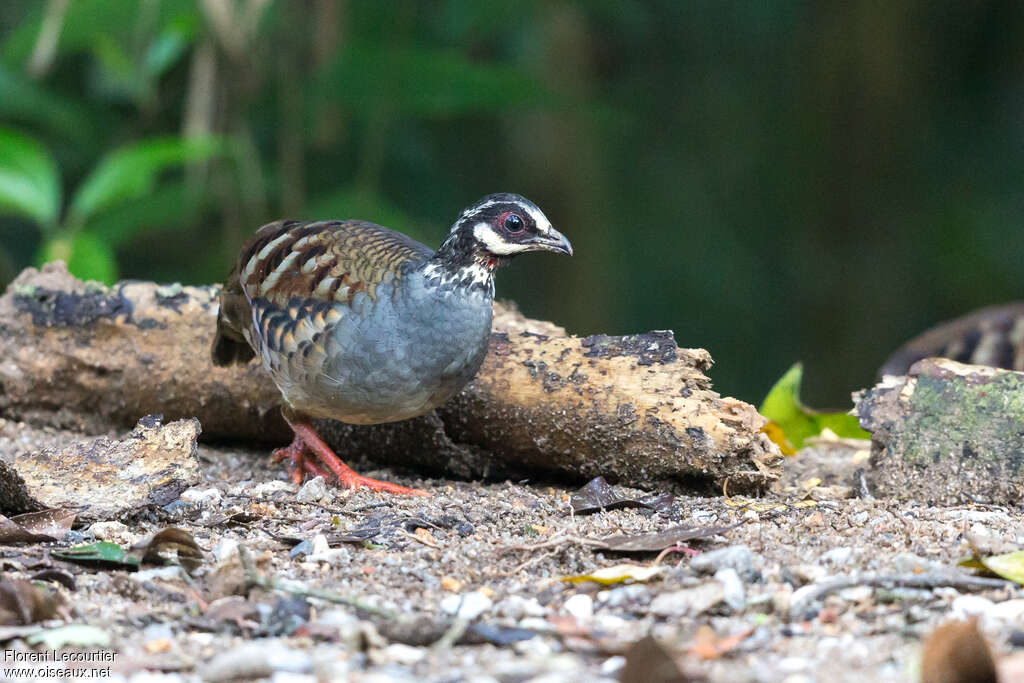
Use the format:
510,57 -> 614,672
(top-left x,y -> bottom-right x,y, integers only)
273,422 -> 428,496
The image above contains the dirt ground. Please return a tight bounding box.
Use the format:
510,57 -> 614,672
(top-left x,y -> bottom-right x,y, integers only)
1,418 -> 1022,682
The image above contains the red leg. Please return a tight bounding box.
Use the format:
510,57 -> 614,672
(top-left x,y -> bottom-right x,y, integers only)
276,413 -> 428,496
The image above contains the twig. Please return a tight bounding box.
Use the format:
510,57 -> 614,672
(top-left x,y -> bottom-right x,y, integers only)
495,547 -> 561,578
789,573 -> 1014,617
498,533 -> 608,555
432,617 -> 470,651
237,545 -> 393,618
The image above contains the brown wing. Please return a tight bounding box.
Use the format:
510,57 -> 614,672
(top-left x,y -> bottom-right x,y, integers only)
211,219 -> 433,367
879,302 -> 1024,377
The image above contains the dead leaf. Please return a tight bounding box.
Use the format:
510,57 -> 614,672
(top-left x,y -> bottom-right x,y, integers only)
688,624 -> 754,660
600,523 -> 740,553
0,579 -> 63,625
133,527 -> 204,573
0,508 -> 75,544
570,477 -> 674,515
28,569 -> 76,591
562,564 -> 666,586
620,635 -> 692,683
921,618 -> 996,683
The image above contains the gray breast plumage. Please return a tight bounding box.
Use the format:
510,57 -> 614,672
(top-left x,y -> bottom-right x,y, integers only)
257,268 -> 494,425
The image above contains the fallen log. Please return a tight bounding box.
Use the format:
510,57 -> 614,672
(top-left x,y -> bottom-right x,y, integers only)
0,263 -> 780,492
856,358 -> 1024,504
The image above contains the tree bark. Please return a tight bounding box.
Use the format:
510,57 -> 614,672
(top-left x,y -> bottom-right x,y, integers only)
0,263 -> 780,492
857,357 -> 1024,504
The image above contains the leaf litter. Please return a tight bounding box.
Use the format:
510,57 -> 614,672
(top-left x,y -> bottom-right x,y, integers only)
2,420 -> 1024,680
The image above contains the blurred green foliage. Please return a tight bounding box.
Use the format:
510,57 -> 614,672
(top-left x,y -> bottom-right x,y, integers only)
0,1 -> 1022,406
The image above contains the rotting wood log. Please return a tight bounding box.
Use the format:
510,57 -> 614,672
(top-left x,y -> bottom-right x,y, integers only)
856,357 -> 1024,505
0,263 -> 781,492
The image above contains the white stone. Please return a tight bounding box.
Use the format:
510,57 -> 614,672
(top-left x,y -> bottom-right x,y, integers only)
88,521 -> 129,542
179,486 -> 222,505
837,585 -> 873,602
649,582 -> 725,617
440,591 -> 493,620
714,567 -> 746,612
690,545 -> 756,575
951,595 -> 995,620
131,566 -> 188,583
383,643 -> 426,666
986,598 -> 1024,623
600,656 -> 626,676
212,537 -> 239,563
820,547 -> 853,566
310,534 -> 330,555
296,476 -> 329,504
495,595 -> 548,620
250,481 -> 295,498
201,642 -> 312,681
562,594 -> 593,622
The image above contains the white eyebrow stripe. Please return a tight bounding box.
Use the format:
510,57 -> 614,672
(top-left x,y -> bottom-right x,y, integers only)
473,221 -> 531,255
464,199 -> 501,218
524,205 -> 552,235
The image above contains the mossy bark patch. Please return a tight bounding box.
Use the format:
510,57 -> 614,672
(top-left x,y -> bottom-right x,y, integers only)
857,358 -> 1024,504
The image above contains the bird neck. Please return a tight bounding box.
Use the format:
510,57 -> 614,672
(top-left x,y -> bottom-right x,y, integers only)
422,230 -> 500,295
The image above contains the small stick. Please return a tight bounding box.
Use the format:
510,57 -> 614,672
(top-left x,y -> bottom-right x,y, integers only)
237,544 -> 393,618
790,573 -> 1014,617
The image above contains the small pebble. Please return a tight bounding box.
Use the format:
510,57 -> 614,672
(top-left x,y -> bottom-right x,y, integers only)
201,642 -> 312,681
88,521 -> 129,542
820,547 -> 853,566
714,567 -> 746,612
496,595 -> 547,620
690,544 -> 755,575
212,538 -> 239,563
179,486 -> 222,505
649,582 -> 725,617
296,476 -> 329,504
310,533 -> 330,555
440,591 -> 493,620
383,643 -> 425,666
598,584 -> 649,608
951,595 -> 994,620
600,656 -> 626,675
562,594 -> 593,622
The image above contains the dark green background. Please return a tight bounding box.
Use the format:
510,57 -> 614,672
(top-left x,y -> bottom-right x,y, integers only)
1,0 -> 1021,408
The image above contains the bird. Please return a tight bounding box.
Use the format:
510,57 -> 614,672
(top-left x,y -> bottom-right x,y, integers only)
211,193 -> 572,495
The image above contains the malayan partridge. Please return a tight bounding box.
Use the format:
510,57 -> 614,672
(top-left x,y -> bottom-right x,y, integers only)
212,194 -> 572,495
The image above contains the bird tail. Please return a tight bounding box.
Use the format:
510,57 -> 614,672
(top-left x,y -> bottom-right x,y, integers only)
211,326 -> 255,366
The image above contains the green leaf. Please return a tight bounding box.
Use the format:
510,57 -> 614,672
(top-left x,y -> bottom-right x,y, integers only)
38,232 -> 117,284
0,66 -> 101,149
759,363 -> 869,452
0,127 -> 61,229
68,136 -> 226,227
318,41 -> 549,117
87,179 -> 215,247
53,540 -> 138,569
964,550 -> 1024,584
306,187 -> 426,243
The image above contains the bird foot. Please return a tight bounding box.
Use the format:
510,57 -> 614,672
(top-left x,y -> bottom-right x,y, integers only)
273,420 -> 428,496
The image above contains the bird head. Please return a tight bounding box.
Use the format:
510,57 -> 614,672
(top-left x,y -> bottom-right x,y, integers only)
436,193 -> 572,271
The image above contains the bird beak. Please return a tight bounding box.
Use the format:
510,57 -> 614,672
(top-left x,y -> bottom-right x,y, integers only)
531,228 -> 573,256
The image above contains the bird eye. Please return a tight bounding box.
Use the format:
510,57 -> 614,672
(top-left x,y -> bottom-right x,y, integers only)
501,212 -> 525,234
